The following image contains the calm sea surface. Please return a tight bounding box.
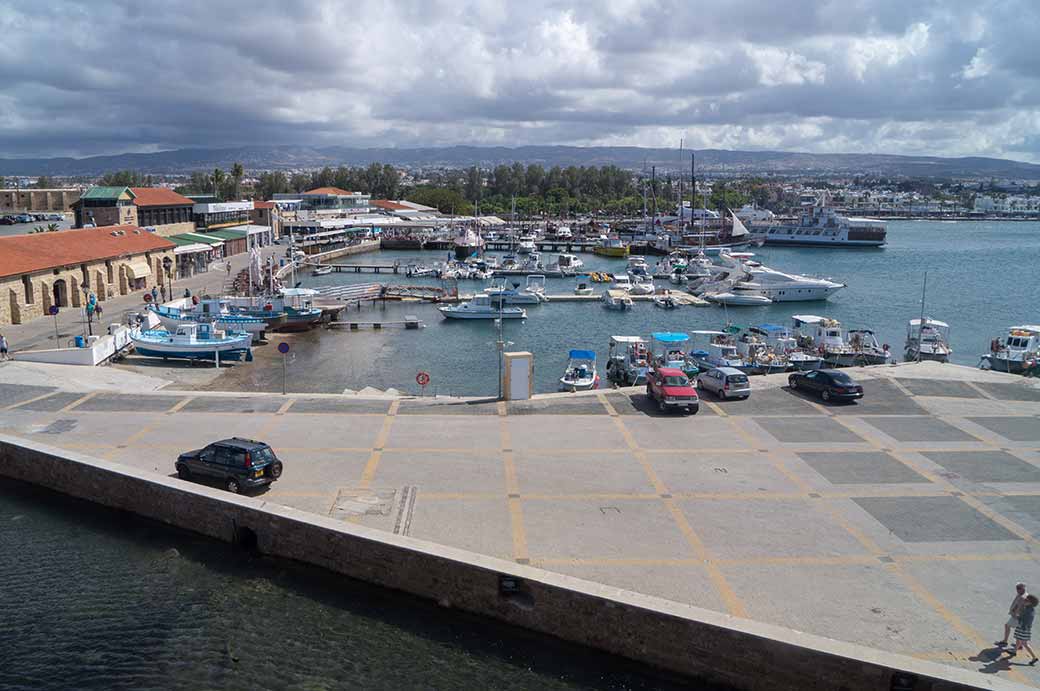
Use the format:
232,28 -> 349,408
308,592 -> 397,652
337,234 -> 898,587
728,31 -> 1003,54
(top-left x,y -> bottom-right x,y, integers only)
242,220 -> 1040,397
0,479 -> 707,691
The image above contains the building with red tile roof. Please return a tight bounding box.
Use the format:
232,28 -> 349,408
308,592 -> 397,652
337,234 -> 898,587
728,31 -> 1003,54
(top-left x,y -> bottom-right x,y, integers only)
0,226 -> 175,326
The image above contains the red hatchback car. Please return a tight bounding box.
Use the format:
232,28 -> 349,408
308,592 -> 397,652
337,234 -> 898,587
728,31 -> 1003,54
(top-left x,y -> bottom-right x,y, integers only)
646,367 -> 700,414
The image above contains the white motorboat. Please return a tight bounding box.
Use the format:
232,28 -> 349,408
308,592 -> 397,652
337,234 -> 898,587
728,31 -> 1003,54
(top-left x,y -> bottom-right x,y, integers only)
148,302 -> 267,336
131,322 -> 253,362
981,325 -> 1040,374
556,253 -> 584,272
439,294 -> 527,319
525,274 -> 547,299
574,277 -> 594,296
627,256 -> 650,277
653,295 -> 679,309
650,332 -> 697,378
485,278 -> 545,305
606,336 -> 650,386
611,275 -> 633,292
905,318 -> 952,363
716,251 -> 844,302
669,270 -> 687,285
705,289 -> 772,306
312,265 -> 333,276
555,226 -> 573,240
628,275 -> 655,295
559,349 -> 599,392
601,289 -> 633,310
517,235 -> 537,254
749,323 -> 822,370
845,329 -> 892,365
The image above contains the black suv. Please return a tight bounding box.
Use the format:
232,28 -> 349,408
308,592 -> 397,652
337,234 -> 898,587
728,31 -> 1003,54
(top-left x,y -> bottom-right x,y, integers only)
176,438 -> 283,494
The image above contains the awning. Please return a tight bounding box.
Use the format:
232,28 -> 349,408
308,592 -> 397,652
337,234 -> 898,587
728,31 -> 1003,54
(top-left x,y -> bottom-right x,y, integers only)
125,261 -> 152,279
173,243 -> 212,255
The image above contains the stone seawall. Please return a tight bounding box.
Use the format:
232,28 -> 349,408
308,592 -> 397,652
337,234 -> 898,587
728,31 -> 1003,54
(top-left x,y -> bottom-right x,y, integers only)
0,434 -> 1020,691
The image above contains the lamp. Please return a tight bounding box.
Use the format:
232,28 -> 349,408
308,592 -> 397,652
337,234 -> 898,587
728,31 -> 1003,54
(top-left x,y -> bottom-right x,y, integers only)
162,255 -> 173,302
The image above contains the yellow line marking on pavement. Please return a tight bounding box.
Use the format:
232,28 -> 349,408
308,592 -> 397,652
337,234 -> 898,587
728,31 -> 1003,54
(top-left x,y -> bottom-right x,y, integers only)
596,393 -> 618,416
381,446 -> 510,454
357,400 -> 399,490
167,397 -> 193,413
533,557 -> 703,567
965,381 -> 997,400
276,398 -> 296,415
4,391 -> 60,411
703,400 -> 726,417
499,410 -> 529,563
610,411 -> 747,618
60,392 -> 96,412
522,492 -> 663,501
886,378 -> 915,397
936,415 -> 999,444
714,555 -> 878,567
417,492 -> 503,500
497,400 -> 507,416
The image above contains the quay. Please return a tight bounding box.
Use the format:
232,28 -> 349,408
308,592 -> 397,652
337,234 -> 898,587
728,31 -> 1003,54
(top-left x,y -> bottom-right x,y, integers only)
0,361 -> 1039,688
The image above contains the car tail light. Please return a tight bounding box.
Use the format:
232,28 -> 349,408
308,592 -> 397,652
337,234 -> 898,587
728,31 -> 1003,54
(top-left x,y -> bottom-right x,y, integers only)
723,383 -> 729,390
244,452 -> 252,467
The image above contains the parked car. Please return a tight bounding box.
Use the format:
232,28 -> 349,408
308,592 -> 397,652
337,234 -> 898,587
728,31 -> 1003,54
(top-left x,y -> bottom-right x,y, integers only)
788,369 -> 864,402
46,213 -> 65,221
14,214 -> 33,223
646,367 -> 700,414
697,367 -> 751,399
0,216 -> 16,225
176,437 -> 283,493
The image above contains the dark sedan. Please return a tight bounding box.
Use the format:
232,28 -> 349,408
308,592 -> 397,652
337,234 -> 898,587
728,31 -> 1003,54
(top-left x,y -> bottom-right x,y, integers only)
788,369 -> 864,402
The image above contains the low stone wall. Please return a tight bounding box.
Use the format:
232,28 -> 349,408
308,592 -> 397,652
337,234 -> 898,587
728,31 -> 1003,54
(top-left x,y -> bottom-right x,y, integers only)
0,434 -> 1019,691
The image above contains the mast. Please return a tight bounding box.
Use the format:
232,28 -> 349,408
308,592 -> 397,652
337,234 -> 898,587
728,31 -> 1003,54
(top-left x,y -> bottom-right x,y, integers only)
916,271 -> 928,362
678,138 -> 684,230
651,166 -> 657,231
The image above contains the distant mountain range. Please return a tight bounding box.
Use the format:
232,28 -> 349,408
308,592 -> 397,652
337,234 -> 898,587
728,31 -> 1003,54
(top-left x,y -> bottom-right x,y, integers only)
3,145 -> 1039,179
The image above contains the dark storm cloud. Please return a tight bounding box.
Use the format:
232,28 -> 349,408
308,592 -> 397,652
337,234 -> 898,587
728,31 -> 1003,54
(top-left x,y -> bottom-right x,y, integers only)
1,0 -> 1039,161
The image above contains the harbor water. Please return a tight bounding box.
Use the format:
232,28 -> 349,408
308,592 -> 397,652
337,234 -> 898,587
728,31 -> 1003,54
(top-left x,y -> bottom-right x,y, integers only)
216,220 -> 1040,397
0,478 -> 708,691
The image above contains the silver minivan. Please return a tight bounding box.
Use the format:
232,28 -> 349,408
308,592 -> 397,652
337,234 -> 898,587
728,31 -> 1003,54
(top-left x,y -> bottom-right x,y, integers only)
696,367 -> 751,399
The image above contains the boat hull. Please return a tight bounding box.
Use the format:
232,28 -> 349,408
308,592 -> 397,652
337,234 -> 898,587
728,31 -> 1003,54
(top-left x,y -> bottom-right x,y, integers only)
559,378 -> 597,392
763,237 -> 885,248
440,311 -> 525,319
982,355 -> 1031,374
787,356 -> 824,371
133,345 -> 252,361
824,352 -> 890,367
455,245 -> 481,260
905,348 -> 950,363
593,246 -> 630,258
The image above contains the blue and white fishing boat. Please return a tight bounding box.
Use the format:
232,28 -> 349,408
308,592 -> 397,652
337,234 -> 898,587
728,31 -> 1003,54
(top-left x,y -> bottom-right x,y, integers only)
148,302 -> 268,335
649,332 -> 698,378
559,349 -> 599,392
689,330 -> 753,373
131,323 -> 253,362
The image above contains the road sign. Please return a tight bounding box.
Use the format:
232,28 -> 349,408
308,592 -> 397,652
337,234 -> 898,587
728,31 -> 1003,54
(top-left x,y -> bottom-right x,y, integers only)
416,371 -> 430,386
48,305 -> 59,316
277,342 -> 290,354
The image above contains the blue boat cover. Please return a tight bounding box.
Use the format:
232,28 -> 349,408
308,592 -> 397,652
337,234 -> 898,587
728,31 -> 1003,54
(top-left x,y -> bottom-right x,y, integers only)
757,323 -> 785,332
568,349 -> 596,360
651,332 -> 689,343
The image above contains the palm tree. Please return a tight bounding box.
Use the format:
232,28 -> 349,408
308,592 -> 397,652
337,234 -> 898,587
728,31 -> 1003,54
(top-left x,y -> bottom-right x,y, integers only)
231,162 -> 244,200
212,168 -> 226,200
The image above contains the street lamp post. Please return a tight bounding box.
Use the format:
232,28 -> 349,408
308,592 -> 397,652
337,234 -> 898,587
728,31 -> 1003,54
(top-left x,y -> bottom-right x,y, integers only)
162,255 -> 173,303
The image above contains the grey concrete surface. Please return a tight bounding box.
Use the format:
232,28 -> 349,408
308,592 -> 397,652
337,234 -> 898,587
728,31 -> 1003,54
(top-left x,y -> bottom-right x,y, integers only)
3,371 -> 1040,687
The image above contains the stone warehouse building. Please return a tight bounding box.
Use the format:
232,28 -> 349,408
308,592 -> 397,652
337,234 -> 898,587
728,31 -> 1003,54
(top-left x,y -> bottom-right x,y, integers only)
72,186 -> 195,236
0,226 -> 175,326
0,188 -> 81,213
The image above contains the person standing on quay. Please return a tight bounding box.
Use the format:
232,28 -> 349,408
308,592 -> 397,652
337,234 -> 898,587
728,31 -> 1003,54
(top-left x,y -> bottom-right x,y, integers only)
0,332 -> 9,361
1004,594 -> 1039,665
999,583 -> 1029,648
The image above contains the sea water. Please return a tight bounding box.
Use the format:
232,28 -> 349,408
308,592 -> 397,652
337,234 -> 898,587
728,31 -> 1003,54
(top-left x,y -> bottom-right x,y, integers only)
281,220 -> 1040,397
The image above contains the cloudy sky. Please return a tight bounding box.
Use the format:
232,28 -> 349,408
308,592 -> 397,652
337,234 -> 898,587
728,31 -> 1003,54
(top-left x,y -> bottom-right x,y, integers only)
2,0 -> 1039,160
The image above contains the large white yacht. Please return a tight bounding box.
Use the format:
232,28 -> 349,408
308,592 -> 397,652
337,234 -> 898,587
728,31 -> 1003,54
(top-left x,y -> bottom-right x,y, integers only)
763,207 -> 886,247
717,252 -> 846,302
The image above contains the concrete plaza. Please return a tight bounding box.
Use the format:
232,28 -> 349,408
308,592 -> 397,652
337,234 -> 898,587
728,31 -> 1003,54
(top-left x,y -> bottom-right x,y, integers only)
3,364 -> 1040,686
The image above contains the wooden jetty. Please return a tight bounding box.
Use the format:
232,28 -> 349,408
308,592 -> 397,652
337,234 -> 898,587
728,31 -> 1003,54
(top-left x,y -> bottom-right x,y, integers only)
327,315 -> 424,330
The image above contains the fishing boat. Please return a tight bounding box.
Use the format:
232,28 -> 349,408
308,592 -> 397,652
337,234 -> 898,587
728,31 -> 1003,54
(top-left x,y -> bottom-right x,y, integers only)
275,288 -> 324,332
749,323 -> 822,371
439,294 -> 527,320
845,329 -> 892,365
593,237 -> 630,258
981,325 -> 1040,374
650,332 -> 698,378
574,277 -> 594,296
606,336 -> 650,386
601,289 -> 633,310
689,330 -> 753,373
905,318 -> 952,363
148,302 -> 268,335
559,349 -> 599,392
730,325 -> 789,374
653,294 -> 679,309
131,322 -> 253,362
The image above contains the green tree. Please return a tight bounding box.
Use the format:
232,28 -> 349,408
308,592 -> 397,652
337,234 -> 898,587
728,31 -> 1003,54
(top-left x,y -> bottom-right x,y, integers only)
99,170 -> 146,187
211,168 -> 226,199
406,186 -> 473,215
231,162 -> 244,199
34,175 -> 55,189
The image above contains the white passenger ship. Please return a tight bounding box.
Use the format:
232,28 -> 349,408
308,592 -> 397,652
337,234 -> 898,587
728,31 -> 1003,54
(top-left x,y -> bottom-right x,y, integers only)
763,207 -> 886,247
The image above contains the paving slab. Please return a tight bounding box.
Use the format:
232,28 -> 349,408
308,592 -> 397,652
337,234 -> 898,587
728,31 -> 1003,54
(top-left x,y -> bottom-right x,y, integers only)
756,417 -> 866,444
863,416 -> 978,443
707,387 -> 822,416
397,400 -> 499,415
682,498 -> 869,559
649,451 -> 802,495
893,378 -> 983,399
828,379 -> 928,416
263,450 -> 370,495
375,450 -> 505,493
507,416 -> 627,452
853,496 -> 1022,543
253,414 -> 385,451
386,416 -> 501,451
12,391 -> 83,412
967,417 -> 1040,442
0,383 -> 56,407
76,393 -> 186,413
975,382 -> 1040,402
514,450 -> 655,495
922,450 -> 1040,484
507,397 -> 609,415
797,451 -> 930,485
522,498 -> 693,560
541,562 -> 725,612
624,416 -> 749,451
181,396 -> 285,413
289,398 -> 392,415
406,496 -> 513,560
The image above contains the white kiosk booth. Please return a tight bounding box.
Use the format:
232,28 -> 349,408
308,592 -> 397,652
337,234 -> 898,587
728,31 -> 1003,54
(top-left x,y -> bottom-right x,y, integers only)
502,351 -> 533,400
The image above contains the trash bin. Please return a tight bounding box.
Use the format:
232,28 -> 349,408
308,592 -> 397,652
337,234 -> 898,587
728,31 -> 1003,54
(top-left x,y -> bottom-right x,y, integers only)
74,335 -> 85,348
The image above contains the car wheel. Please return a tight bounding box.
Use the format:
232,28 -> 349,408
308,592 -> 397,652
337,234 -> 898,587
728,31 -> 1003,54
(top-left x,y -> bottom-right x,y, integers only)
177,464 -> 190,480
689,405 -> 699,415
789,378 -> 798,389
658,398 -> 666,413
271,462 -> 283,479
226,478 -> 241,494
821,390 -> 831,402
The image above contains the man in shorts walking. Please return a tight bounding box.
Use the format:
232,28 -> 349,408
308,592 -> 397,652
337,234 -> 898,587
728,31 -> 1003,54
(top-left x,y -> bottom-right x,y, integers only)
998,582 -> 1029,648
0,332 -> 9,361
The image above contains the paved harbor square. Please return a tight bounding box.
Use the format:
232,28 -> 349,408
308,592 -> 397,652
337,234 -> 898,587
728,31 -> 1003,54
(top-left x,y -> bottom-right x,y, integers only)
3,366 -> 1040,685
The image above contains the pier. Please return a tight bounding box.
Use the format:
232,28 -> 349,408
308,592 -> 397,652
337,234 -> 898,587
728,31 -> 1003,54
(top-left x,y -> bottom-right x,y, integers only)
326,315 -> 424,330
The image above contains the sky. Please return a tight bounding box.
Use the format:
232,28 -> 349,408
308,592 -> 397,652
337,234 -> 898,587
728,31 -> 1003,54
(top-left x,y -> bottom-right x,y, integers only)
2,0 -> 1040,161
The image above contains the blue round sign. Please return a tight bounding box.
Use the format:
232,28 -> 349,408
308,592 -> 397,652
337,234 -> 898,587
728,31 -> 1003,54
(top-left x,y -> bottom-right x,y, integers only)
277,342 -> 290,354
49,305 -> 59,316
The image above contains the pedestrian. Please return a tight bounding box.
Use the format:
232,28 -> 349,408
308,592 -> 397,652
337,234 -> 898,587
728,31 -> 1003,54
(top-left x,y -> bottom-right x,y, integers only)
226,261 -> 232,276
160,285 -> 166,302
0,332 -> 9,361
184,288 -> 191,298
151,286 -> 158,302
999,583 -> 1029,648
1004,594 -> 1039,665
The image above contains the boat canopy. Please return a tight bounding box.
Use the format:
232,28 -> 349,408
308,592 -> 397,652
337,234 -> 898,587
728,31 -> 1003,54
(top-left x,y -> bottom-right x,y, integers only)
568,349 -> 596,361
1009,325 -> 1040,333
690,330 -> 727,336
281,288 -> 318,297
791,314 -> 826,324
610,336 -> 647,344
651,332 -> 689,343
909,318 -> 949,328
